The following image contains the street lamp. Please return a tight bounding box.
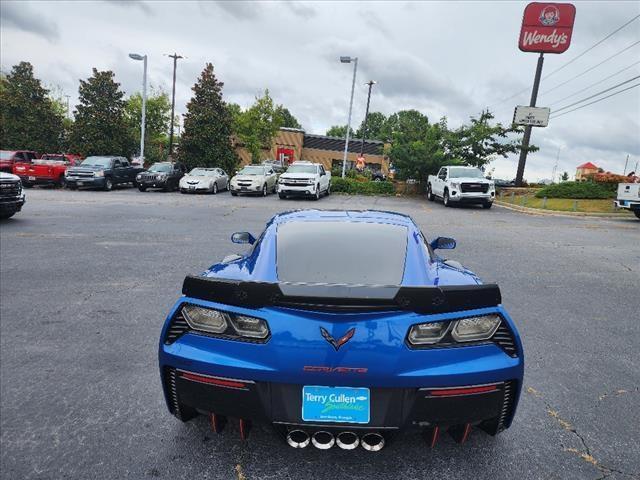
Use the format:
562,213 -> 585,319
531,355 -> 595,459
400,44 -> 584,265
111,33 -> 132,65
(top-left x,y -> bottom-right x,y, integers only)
340,56 -> 358,178
129,52 -> 147,164
360,80 -> 377,157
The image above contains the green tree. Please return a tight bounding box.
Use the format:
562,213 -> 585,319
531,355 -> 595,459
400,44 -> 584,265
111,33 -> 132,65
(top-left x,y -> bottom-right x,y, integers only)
70,69 -> 134,156
179,63 -> 237,172
125,87 -> 171,163
275,105 -> 301,129
0,62 -> 64,152
355,112 -> 388,141
325,125 -> 354,138
234,89 -> 283,164
561,171 -> 570,181
444,110 -> 534,168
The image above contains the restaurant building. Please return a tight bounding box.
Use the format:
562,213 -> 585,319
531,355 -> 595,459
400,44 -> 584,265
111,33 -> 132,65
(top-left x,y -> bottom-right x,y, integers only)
234,127 -> 389,174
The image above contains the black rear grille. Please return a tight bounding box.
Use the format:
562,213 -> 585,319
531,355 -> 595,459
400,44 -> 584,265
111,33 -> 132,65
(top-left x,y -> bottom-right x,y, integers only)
497,380 -> 517,432
0,182 -> 20,198
164,311 -> 189,344
493,323 -> 518,357
164,367 -> 181,417
461,183 -> 489,193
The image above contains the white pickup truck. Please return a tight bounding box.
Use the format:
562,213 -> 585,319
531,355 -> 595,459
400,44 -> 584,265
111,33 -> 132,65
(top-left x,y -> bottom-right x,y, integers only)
277,161 -> 331,200
427,166 -> 495,208
614,183 -> 640,219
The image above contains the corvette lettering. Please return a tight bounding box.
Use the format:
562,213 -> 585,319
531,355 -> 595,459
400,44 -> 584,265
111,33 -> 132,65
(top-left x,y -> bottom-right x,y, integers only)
303,366 -> 368,374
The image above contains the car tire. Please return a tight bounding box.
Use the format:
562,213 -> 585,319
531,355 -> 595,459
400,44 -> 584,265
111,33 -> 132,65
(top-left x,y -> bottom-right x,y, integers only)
634,210 -> 640,219
0,212 -> 15,220
262,184 -> 268,196
482,201 -> 493,209
272,183 -> 277,194
58,177 -> 66,189
104,178 -> 113,191
180,188 -> 187,194
231,191 -> 238,197
326,183 -> 331,196
213,183 -> 218,194
443,189 -> 451,207
138,186 -> 146,192
278,193 -> 286,199
313,185 -> 320,201
427,184 -> 435,201
227,181 -> 231,191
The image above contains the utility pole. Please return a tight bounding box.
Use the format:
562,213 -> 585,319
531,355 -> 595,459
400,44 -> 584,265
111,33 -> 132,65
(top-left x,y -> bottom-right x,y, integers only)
340,56 -> 358,178
167,53 -> 183,157
359,80 -> 376,156
515,52 -> 544,186
623,154 -> 629,175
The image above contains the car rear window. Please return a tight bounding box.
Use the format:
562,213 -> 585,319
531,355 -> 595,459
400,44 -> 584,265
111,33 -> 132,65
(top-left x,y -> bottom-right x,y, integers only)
276,221 -> 408,285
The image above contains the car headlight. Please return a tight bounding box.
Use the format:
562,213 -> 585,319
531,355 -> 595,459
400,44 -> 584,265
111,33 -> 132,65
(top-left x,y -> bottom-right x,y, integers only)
94,170 -> 104,177
451,315 -> 501,342
451,182 -> 460,189
180,304 -> 270,341
407,314 -> 502,346
136,174 -> 142,180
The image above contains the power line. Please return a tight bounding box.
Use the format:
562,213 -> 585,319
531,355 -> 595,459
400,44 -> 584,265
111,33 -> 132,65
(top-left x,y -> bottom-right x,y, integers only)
550,82 -> 640,119
542,40 -> 640,96
487,14 -> 640,110
549,61 -> 640,106
542,14 -> 640,80
552,76 -> 640,113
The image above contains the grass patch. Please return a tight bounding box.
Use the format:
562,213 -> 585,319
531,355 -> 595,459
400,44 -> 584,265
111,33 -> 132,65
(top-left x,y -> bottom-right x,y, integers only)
498,194 -> 626,213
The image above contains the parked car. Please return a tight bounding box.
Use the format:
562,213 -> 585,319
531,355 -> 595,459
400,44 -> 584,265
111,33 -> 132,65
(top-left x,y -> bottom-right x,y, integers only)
0,150 -> 37,173
493,179 -> 515,187
370,170 -> 386,182
65,156 -> 143,191
614,183 -> 640,219
427,166 -> 495,208
158,210 -> 523,450
230,165 -> 278,196
136,162 -> 187,192
0,172 -> 26,219
12,153 -> 82,188
277,161 -> 331,200
179,167 -> 229,194
262,160 -> 287,174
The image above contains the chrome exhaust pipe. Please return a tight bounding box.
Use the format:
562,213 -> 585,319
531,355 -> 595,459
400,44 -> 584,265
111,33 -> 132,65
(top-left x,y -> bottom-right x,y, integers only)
311,431 -> 335,450
361,432 -> 385,451
336,431 -> 360,450
286,429 -> 310,449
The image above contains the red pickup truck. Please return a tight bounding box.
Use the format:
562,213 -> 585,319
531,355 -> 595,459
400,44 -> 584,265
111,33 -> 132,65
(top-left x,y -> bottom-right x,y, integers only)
13,153 -> 83,188
0,150 -> 38,172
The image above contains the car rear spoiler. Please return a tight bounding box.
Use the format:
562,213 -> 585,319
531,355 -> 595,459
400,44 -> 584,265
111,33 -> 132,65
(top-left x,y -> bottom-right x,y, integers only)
182,275 -> 501,314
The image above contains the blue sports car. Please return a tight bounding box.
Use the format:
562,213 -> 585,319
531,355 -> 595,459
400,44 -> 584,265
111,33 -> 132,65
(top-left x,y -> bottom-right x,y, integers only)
159,210 -> 523,451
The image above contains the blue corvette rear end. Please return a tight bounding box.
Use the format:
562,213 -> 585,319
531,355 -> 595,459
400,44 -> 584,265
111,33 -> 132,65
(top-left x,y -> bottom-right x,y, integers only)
159,210 -> 523,450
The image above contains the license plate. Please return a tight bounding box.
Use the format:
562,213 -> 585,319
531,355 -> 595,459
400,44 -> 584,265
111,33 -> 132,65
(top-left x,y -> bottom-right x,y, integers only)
189,186 -> 195,190
77,181 -> 84,186
241,187 -> 249,191
28,176 -> 36,181
302,386 -> 370,424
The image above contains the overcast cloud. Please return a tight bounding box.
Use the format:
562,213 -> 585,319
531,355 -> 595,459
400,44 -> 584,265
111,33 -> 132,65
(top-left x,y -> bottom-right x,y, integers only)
1,0 -> 639,180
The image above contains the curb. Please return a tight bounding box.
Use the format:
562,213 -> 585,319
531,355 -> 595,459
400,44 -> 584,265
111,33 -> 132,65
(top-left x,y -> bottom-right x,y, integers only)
494,201 -> 633,219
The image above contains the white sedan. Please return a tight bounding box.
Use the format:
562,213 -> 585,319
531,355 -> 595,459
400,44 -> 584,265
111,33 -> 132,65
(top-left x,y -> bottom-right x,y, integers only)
229,165 -> 278,196
179,168 -> 229,194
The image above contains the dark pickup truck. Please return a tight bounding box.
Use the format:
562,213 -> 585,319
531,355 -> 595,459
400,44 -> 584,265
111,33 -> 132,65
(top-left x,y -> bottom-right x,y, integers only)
65,156 -> 144,191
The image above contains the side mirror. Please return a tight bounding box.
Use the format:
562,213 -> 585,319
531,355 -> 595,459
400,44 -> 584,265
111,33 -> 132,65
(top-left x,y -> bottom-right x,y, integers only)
231,232 -> 256,245
430,237 -> 456,250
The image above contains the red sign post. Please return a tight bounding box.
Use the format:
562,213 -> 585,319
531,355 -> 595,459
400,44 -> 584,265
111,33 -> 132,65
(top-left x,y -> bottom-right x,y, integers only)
514,2 -> 576,186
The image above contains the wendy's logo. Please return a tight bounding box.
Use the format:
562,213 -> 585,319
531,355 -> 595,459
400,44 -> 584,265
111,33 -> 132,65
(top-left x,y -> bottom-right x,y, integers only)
540,5 -> 560,26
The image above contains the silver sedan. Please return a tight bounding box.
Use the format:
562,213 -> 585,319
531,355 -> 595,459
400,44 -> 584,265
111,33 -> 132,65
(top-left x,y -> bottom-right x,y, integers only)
179,168 -> 229,194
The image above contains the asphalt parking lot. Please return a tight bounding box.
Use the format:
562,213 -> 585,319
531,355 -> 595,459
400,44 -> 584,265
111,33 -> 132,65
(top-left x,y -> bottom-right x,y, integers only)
1,187 -> 639,480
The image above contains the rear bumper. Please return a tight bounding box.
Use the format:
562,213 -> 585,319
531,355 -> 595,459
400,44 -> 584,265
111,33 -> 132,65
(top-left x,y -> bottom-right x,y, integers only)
16,175 -> 59,185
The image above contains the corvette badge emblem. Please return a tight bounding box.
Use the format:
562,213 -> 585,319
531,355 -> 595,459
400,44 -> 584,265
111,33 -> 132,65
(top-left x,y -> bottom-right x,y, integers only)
320,327 -> 355,351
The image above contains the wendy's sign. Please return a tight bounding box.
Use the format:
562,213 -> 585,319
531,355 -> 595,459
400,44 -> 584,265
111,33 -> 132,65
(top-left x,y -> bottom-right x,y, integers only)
519,2 -> 576,53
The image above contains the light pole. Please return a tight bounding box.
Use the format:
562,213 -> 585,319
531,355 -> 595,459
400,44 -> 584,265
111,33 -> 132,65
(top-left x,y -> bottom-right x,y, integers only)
340,56 -> 358,178
166,53 -> 183,157
129,53 -> 147,163
360,80 -> 376,156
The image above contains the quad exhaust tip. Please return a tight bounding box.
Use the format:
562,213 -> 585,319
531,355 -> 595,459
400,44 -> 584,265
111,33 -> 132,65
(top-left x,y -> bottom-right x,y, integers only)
336,431 -> 359,450
286,429 -> 310,449
311,431 -> 335,450
361,432 -> 385,452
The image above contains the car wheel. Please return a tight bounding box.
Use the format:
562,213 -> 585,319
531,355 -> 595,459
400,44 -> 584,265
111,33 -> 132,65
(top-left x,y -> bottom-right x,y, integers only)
104,178 -> 113,191
482,201 -> 493,209
278,193 -> 286,199
213,182 -> 218,194
58,177 -> 66,189
427,184 -> 435,201
272,183 -> 277,194
313,185 -> 320,201
231,191 -> 238,197
262,184 -> 268,196
326,183 -> 331,196
443,189 -> 451,207
634,210 -> 640,219
138,186 -> 146,192
227,181 -> 231,191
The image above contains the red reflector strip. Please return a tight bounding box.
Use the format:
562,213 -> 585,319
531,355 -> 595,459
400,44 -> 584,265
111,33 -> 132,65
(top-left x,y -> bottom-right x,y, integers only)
180,372 -> 247,389
428,385 -> 498,397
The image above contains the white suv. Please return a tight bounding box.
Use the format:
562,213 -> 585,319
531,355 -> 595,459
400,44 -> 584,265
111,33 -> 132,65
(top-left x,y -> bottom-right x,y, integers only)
277,162 -> 331,200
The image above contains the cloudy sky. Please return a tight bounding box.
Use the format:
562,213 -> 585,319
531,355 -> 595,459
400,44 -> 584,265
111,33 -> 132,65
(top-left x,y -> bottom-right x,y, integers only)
1,0 -> 639,180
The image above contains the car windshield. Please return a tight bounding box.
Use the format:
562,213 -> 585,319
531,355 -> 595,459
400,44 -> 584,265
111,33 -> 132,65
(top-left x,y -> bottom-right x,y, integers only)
0,152 -> 16,160
286,165 -> 316,174
149,164 -> 172,172
189,168 -> 215,176
81,157 -> 112,167
41,155 -> 64,161
276,221 -> 408,285
239,166 -> 265,175
449,167 -> 484,179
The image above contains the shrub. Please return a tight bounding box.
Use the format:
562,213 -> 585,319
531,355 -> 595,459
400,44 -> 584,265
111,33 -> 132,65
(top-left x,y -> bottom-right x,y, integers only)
535,181 -> 613,199
332,177 -> 395,195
